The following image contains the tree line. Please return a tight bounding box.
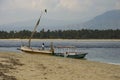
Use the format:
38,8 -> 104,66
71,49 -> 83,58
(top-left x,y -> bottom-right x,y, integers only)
0,29 -> 120,39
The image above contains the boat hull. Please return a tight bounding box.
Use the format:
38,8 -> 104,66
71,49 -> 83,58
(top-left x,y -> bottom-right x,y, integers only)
54,52 -> 88,59
20,46 -> 88,59
20,46 -> 52,54
67,53 -> 88,59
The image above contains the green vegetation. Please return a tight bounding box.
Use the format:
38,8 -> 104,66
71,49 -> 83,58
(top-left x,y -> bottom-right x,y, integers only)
0,29 -> 120,39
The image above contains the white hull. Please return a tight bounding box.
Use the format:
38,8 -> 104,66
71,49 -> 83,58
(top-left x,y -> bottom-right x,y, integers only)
20,46 -> 52,54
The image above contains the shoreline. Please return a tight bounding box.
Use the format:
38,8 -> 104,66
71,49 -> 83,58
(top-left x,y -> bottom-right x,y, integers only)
1,50 -> 120,66
0,52 -> 120,80
0,39 -> 120,42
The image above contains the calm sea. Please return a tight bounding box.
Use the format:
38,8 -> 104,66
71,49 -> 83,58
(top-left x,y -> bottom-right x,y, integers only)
0,39 -> 120,65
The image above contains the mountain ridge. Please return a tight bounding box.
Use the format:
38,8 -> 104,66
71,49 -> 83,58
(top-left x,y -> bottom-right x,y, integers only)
0,9 -> 120,31
80,9 -> 120,29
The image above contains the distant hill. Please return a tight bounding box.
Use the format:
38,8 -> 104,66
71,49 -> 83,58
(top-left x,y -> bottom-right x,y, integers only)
79,9 -> 120,30
0,18 -> 78,31
0,9 -> 120,31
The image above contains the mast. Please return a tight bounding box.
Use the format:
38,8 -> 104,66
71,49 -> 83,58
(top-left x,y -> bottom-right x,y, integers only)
28,9 -> 47,47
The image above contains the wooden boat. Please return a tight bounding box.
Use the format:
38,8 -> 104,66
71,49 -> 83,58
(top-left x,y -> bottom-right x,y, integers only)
54,46 -> 88,58
65,52 -> 88,58
54,52 -> 88,59
20,9 -> 54,54
20,45 -> 53,54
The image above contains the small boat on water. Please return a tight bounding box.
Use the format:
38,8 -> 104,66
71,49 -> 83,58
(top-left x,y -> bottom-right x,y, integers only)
54,52 -> 88,59
54,46 -> 88,59
20,45 -> 53,54
20,9 -> 54,54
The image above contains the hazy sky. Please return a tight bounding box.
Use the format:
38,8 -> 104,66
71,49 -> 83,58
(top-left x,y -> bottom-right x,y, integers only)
0,0 -> 120,25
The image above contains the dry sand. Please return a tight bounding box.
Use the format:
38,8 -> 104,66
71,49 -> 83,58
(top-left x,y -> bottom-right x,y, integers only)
0,52 -> 120,80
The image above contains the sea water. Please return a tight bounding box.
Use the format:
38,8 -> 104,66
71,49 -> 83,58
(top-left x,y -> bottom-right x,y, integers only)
0,39 -> 120,65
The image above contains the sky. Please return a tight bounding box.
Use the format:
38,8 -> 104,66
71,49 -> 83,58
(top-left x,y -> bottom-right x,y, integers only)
0,0 -> 120,25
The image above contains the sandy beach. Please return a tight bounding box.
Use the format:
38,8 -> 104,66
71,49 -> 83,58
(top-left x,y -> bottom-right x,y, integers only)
0,52 -> 120,80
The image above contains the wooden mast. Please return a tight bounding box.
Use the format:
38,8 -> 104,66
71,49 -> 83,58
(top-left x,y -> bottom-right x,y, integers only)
28,9 -> 47,47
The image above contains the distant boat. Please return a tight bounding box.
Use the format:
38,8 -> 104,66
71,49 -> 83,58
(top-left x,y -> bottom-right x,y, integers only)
20,9 -> 54,54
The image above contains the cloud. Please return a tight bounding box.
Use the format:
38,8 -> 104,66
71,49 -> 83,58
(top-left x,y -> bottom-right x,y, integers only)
0,0 -> 120,25
60,0 -> 119,12
55,0 -> 92,12
0,0 -> 57,11
0,0 -> 119,13
115,0 -> 120,9
58,0 -> 80,11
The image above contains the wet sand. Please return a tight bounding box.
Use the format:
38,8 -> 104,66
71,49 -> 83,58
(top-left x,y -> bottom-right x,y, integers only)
0,52 -> 120,80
